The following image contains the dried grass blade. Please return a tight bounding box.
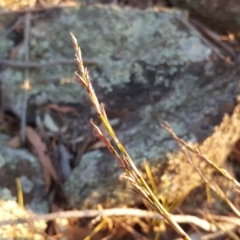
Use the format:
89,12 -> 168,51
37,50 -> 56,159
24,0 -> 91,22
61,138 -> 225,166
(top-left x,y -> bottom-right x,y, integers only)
70,33 -> 191,240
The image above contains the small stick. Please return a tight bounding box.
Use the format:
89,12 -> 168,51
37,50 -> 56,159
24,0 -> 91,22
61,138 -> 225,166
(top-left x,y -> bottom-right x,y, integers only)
0,59 -> 98,69
20,11 -> 31,145
0,208 -> 217,232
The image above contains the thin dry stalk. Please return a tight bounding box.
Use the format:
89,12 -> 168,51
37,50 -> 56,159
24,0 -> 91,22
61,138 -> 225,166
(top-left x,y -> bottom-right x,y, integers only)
83,219 -> 107,240
20,11 -> 31,145
70,33 -> 191,240
161,122 -> 240,217
184,149 -> 240,218
161,122 -> 240,190
0,208 -> 217,232
206,214 -> 240,227
0,59 -> 97,69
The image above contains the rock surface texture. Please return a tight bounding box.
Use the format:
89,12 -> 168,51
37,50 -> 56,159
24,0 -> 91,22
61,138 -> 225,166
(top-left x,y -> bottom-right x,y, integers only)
0,134 -> 48,213
171,0 -> 240,34
1,5 -> 240,208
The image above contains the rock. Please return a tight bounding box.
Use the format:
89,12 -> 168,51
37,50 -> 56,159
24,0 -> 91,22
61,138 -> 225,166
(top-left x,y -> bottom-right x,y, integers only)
62,6 -> 239,208
0,133 -> 48,214
171,0 -> 240,34
65,68 -> 240,208
1,5 -> 239,209
1,5 -> 210,116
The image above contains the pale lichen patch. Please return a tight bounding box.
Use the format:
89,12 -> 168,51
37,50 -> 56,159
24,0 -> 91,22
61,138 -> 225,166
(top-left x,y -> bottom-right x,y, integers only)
1,5 -> 211,112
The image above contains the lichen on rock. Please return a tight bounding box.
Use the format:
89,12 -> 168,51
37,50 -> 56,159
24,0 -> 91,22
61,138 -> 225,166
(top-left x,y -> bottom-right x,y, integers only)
65,149 -> 123,207
61,5 -> 239,208
1,4 -> 237,210
1,5 -> 211,115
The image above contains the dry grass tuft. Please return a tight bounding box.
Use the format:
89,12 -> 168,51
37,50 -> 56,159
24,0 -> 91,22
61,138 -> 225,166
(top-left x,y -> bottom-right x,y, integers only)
70,32 -> 191,240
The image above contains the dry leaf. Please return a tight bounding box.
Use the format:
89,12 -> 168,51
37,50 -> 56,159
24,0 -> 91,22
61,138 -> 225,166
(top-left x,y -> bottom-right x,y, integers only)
43,113 -> 59,132
6,135 -> 21,148
47,103 -> 76,114
26,126 -> 58,192
89,140 -> 106,150
60,125 -> 69,133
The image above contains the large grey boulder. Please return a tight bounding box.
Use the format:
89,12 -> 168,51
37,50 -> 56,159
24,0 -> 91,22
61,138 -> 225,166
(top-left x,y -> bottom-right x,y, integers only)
0,5 -> 239,208
0,5 -> 211,115
61,6 -> 239,207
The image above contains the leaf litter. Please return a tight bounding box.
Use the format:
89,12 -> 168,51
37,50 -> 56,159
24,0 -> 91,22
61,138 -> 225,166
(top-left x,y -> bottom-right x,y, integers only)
26,126 -> 58,192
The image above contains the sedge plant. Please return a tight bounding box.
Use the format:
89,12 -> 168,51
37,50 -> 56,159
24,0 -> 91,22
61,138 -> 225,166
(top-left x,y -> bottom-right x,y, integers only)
70,33 -> 191,240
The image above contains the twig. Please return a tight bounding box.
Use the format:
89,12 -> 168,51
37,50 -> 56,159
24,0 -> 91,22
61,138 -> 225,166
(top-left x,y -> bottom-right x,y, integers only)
0,208 -> 217,232
191,19 -> 236,60
0,16 -> 24,40
200,226 -> 237,240
177,208 -> 203,237
20,11 -> 31,145
0,59 -> 98,69
175,223 -> 237,240
175,16 -> 226,60
205,214 -> 240,227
